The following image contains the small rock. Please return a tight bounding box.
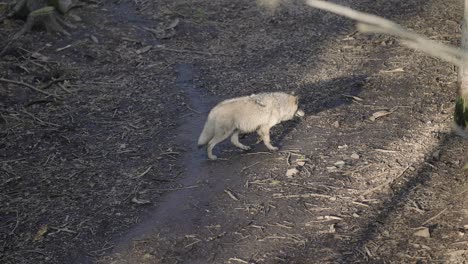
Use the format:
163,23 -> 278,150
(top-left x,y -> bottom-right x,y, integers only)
338,144 -> 348,149
90,35 -> 99,44
333,121 -> 340,128
413,227 -> 430,238
286,168 -> 299,178
432,150 -> 441,161
351,153 -> 360,159
334,160 -> 345,168
69,14 -> 82,22
327,166 -> 338,172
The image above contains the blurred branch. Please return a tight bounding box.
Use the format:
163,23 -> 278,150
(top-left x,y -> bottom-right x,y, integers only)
306,0 -> 467,66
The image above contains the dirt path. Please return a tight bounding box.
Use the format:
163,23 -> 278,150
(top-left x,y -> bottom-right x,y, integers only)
1,0 -> 468,263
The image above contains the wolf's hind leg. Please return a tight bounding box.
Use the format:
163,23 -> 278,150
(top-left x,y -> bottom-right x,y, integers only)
207,128 -> 233,160
257,126 -> 278,151
230,130 -> 251,150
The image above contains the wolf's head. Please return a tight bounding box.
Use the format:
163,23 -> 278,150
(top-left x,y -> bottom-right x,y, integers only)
284,94 -> 304,120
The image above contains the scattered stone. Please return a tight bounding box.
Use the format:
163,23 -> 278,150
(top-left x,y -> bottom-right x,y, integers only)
338,144 -> 348,149
286,168 -> 299,178
69,14 -> 82,22
413,227 -> 430,238
333,121 -> 340,128
327,166 -> 338,172
351,153 -> 360,159
432,150 -> 441,161
334,160 -> 345,168
90,35 -> 99,44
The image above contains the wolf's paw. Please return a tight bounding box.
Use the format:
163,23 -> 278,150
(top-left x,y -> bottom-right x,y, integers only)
241,145 -> 251,151
208,155 -> 218,160
268,146 -> 279,151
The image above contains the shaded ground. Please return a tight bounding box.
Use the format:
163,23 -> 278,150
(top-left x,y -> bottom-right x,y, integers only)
1,0 -> 468,263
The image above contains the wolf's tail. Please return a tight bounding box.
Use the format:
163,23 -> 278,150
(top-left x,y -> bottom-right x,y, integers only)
198,118 -> 215,146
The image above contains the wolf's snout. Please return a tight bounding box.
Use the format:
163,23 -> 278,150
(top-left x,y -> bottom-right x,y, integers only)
295,109 -> 305,117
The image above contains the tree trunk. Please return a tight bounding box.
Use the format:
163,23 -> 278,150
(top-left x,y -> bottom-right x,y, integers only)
456,0 -> 468,130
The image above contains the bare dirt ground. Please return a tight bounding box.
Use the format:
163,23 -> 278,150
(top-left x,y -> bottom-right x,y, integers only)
1,0 -> 468,263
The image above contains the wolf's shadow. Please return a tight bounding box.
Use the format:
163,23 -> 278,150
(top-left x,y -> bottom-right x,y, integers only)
255,74 -> 367,150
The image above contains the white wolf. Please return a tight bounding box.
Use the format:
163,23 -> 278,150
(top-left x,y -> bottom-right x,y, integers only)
198,92 -> 304,160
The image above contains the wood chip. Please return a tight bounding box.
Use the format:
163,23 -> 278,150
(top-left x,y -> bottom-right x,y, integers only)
369,110 -> 392,121
413,227 -> 430,238
224,189 -> 239,201
131,197 -> 151,205
379,67 -> 404,73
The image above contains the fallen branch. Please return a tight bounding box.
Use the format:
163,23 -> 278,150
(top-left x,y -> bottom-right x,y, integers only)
0,78 -> 61,99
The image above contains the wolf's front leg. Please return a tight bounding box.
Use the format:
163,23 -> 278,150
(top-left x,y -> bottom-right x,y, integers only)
230,130 -> 251,150
257,126 -> 278,151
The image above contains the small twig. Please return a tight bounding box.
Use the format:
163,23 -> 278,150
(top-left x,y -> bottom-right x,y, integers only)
134,166 -> 152,178
154,46 -> 229,56
224,189 -> 240,201
286,152 -> 291,166
88,244 -> 114,255
244,151 -> 272,155
273,193 -> 336,200
149,185 -> 200,192
362,165 -> 411,196
184,238 -> 202,248
39,78 -> 65,90
159,151 -> 180,156
0,78 -> 61,99
57,82 -> 72,93
374,148 -> 398,153
186,104 -> 201,114
49,226 -> 77,234
240,162 -> 260,173
421,208 -> 448,226
20,109 -> 60,127
9,212 -> 20,235
228,257 -> 249,264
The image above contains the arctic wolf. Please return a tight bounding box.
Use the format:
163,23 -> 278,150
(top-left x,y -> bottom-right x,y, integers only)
198,92 -> 304,160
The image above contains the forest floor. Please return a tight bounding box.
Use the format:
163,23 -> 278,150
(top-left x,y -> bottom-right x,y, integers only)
1,0 -> 468,263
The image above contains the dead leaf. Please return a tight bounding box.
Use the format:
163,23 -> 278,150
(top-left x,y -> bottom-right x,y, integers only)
165,18 -> 180,30
269,179 -> 281,186
131,197 -> 151,205
369,110 -> 392,121
33,224 -> 48,241
90,35 -> 99,44
31,52 -> 50,61
136,45 -> 152,54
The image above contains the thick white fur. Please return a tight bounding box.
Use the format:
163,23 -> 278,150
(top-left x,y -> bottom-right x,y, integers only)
198,92 -> 303,160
